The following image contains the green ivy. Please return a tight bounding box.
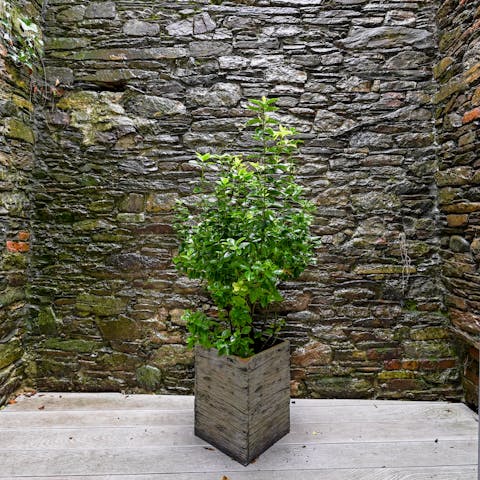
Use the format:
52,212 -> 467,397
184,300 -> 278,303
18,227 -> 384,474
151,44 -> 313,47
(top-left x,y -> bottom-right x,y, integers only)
174,97 -> 318,358
0,0 -> 43,71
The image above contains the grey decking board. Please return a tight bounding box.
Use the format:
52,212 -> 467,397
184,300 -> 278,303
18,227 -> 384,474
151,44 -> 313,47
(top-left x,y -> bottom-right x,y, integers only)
0,420 -> 477,449
7,468 -> 478,480
0,393 -> 477,479
0,404 -> 475,428
8,392 -> 458,411
0,441 -> 477,477
7,393 -> 195,411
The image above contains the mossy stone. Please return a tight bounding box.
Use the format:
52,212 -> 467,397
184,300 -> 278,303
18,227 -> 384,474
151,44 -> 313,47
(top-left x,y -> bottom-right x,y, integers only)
12,95 -> 34,112
36,306 -> 58,335
2,253 -> 28,270
82,69 -> 134,85
72,219 -> 113,232
438,187 -> 460,205
43,338 -> 100,353
435,167 -> 473,187
57,91 -> 98,111
136,365 -> 163,390
46,37 -> 89,50
410,327 -> 450,341
75,294 -> 128,317
98,352 -> 139,371
88,200 -> 115,213
146,193 -> 179,213
116,213 -> 145,223
151,345 -> 193,369
56,5 -> 86,22
433,79 -> 466,104
449,235 -> 471,253
404,340 -> 456,358
95,316 -> 139,340
433,57 -> 454,80
353,265 -> 416,275
0,287 -> 26,307
378,371 -> 416,380
308,376 -> 373,398
438,26 -> 462,52
0,341 -> 23,369
393,326 -> 411,341
118,194 -> 144,213
5,118 -> 34,144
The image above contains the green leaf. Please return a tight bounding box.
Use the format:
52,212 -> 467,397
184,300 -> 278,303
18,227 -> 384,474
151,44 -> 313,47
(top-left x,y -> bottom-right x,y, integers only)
173,97 -> 316,358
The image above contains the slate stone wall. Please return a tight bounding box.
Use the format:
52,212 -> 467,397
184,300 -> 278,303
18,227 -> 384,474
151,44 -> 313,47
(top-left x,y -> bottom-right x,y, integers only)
0,0 -> 42,405
435,0 -> 480,409
23,0 -> 463,400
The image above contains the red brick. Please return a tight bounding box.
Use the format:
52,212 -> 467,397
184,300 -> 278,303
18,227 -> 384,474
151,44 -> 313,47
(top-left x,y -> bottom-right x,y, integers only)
417,359 -> 457,371
291,341 -> 332,367
17,231 -> 30,241
401,360 -> 419,370
465,364 -> 479,384
451,309 -> 480,335
468,346 -> 479,361
6,241 -> 29,253
384,359 -> 402,370
462,107 -> 480,124
446,214 -> 469,227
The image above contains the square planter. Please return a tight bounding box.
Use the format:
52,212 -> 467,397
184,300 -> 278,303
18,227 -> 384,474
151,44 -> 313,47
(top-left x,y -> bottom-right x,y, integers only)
194,340 -> 290,465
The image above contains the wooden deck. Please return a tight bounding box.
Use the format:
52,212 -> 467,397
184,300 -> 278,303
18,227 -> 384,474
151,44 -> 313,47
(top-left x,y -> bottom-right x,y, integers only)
0,393 -> 477,479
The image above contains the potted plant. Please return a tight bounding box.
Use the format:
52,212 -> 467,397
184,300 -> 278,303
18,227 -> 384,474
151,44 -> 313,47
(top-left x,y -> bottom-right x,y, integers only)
174,97 -> 317,465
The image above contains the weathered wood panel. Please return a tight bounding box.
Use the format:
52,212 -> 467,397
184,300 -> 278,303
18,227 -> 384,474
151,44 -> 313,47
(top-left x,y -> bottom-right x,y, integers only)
7,393 -> 195,411
194,341 -> 290,464
0,440 -> 476,477
15,468 -> 477,480
9,392 -> 473,411
1,401 -> 475,429
0,394 -> 477,479
0,420 -> 477,451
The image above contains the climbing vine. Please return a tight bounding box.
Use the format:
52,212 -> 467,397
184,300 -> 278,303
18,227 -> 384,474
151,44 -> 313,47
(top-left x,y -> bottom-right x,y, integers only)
0,0 -> 43,72
0,0 -> 64,105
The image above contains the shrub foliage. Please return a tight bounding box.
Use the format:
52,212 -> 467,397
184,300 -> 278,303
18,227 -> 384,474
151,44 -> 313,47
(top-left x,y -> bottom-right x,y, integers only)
174,97 -> 317,357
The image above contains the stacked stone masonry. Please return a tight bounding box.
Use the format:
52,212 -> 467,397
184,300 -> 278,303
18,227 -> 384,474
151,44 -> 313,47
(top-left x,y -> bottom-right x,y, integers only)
0,0 -> 478,407
0,0 -> 42,405
435,0 -> 480,409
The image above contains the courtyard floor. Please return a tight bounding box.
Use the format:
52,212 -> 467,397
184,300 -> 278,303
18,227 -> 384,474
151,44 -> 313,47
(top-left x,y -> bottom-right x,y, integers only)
0,392 -> 477,479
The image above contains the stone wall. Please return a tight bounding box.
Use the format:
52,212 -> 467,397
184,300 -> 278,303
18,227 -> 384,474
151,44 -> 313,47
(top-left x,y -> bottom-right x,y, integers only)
26,0 -> 464,401
0,0 -> 42,405
435,0 -> 480,409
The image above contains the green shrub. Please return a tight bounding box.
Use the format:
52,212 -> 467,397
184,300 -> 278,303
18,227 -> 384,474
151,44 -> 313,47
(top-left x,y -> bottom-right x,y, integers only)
174,97 -> 317,357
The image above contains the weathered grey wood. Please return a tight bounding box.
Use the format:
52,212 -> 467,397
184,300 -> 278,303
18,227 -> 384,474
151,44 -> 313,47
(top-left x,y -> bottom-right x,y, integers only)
15,468 -> 478,480
290,398 -> 454,405
0,440 -> 476,477
8,392 -> 471,411
0,402 -> 475,429
14,467 -> 477,480
0,393 -> 477,479
291,403 -> 477,424
194,340 -> 290,465
0,409 -> 194,428
0,419 -> 477,450
8,392 -> 194,411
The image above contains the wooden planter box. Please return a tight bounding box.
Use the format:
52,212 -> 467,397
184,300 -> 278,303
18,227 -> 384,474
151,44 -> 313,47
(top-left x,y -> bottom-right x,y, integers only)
194,340 -> 290,465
